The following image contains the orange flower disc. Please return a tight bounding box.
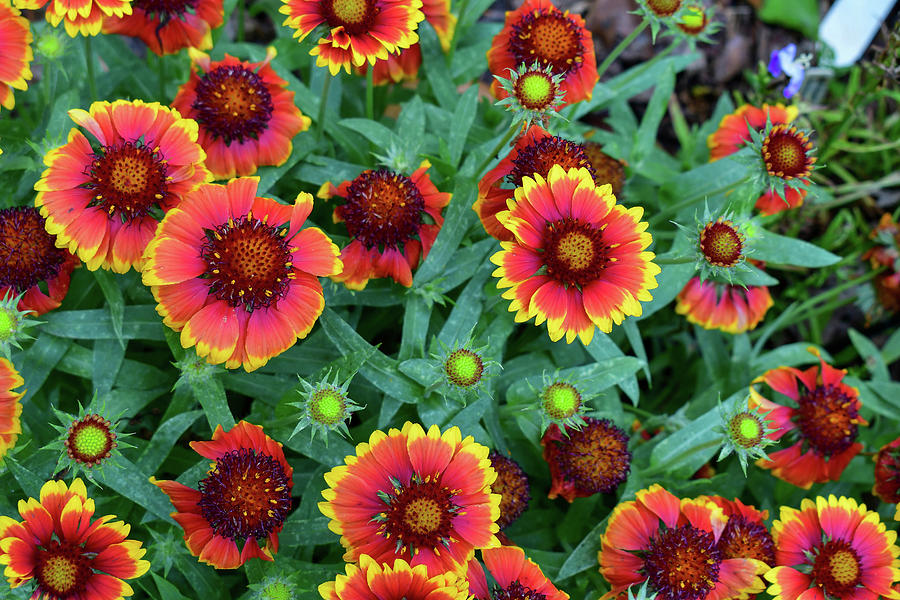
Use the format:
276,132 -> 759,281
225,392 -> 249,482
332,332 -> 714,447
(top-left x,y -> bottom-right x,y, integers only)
699,219 -> 743,267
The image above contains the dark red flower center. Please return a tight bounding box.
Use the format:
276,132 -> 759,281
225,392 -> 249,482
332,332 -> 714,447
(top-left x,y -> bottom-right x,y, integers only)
443,348 -> 484,387
132,0 -> 197,18
35,540 -> 92,599
0,207 -> 67,293
811,539 -> 863,597
646,0 -> 682,17
489,452 -> 530,529
198,448 -> 292,541
543,218 -> 611,288
375,475 -> 458,554
761,125 -> 815,180
65,414 -> 117,467
794,384 -> 860,457
492,581 -> 547,600
699,220 -> 743,267
643,525 -> 722,600
551,417 -> 630,494
582,142 -> 625,197
338,169 -> 425,251
509,10 -> 584,76
507,136 -> 597,188
200,213 -> 293,311
321,0 -> 379,34
192,65 -> 274,145
85,141 -> 168,221
716,515 -> 775,565
873,441 -> 900,503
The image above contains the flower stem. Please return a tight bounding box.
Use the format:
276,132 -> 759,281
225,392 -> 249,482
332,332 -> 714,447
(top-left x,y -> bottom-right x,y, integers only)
158,54 -> 166,101
84,36 -> 98,101
474,121 -> 520,178
315,75 -> 332,143
365,67 -> 374,121
655,255 -> 695,265
595,20 -> 648,81
447,0 -> 470,66
237,0 -> 245,43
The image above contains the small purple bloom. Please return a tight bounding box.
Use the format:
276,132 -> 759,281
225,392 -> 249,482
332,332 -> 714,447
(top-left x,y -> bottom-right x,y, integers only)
768,43 -> 807,99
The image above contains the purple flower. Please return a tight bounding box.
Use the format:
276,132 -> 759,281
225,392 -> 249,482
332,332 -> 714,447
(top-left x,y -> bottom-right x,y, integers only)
768,43 -> 807,99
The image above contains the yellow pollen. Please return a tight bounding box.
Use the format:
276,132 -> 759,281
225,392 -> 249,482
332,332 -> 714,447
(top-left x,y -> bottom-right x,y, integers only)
403,497 -> 443,535
557,231 -> 594,270
829,550 -> 859,585
40,555 -> 79,593
332,0 -> 367,23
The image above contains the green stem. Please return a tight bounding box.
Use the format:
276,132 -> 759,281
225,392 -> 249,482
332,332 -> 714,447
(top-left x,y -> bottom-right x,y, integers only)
365,67 -> 374,121
237,0 -> 245,43
41,60 -> 52,109
474,122 -> 520,178
595,20 -> 648,81
84,36 -> 98,101
446,0 -> 470,66
158,54 -> 166,101
655,256 -> 695,265
315,75 -> 332,143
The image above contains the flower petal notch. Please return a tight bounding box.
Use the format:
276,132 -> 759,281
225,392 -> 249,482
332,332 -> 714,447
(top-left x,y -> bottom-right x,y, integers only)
142,178 -> 342,372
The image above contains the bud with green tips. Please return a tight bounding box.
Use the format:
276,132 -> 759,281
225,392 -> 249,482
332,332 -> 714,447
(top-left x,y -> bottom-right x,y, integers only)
0,292 -> 41,359
495,61 -> 567,129
715,396 -> 779,475
289,370 -> 362,444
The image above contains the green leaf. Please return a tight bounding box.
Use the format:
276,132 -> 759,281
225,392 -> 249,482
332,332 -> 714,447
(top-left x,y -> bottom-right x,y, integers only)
419,22 -> 457,110
633,65 -> 675,164
338,118 -> 398,149
638,261 -> 694,320
399,295 -> 431,360
648,404 -> 725,478
96,457 -> 176,524
257,145 -> 311,195
447,86 -> 478,168
758,0 -> 819,38
752,230 -> 841,267
848,328 -> 890,380
14,333 -> 71,402
556,515 -> 610,579
151,573 -> 192,600
3,456 -> 46,499
187,375 -> 235,433
584,334 -> 640,404
42,306 -> 166,341
623,320 -> 651,383
92,338 -> 125,393
136,410 -> 203,474
92,269 -> 126,348
414,177 -> 476,285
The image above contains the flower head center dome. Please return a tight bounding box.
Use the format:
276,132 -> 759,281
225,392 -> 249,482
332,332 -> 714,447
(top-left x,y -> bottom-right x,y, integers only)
378,477 -> 457,554
507,137 -> 596,188
514,71 -> 555,110
541,382 -> 581,420
66,414 -> 116,467
492,581 -> 547,600
444,348 -> 484,387
86,141 -> 168,221
727,411 -> 764,449
794,384 -> 860,456
198,448 -> 292,540
552,417 -> 630,494
341,169 -> 425,250
489,452 -> 530,529
193,65 -> 274,145
544,218 -> 610,287
643,524 -> 722,600
36,540 -> 91,598
324,0 -> 374,28
646,0 -> 682,16
510,10 -> 583,75
310,388 -> 347,426
200,214 -> 293,311
699,220 -> 743,267
812,540 -> 862,596
132,0 -> 197,17
762,125 -> 814,180
716,516 -> 775,564
0,207 -> 66,293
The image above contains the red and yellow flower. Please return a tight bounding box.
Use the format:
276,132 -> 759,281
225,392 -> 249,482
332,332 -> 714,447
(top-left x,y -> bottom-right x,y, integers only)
319,161 -> 450,289
102,0 -> 224,55
320,554 -> 470,600
142,177 -> 341,372
874,436 -> 900,505
0,478 -> 149,598
172,48 -> 310,180
356,0 -> 455,84
0,0 -> 32,111
474,125 -> 599,241
319,422 -> 501,577
488,0 -> 598,107
35,99 -> 209,273
863,213 -> 900,314
0,358 -> 24,460
702,496 -> 775,566
676,277 -> 773,334
707,103 -> 805,215
491,164 -> 659,344
467,546 -> 569,600
151,421 -> 294,569
749,348 -> 866,489
598,484 -> 767,600
14,0 -> 131,36
766,495 -> 900,600
279,0 -> 424,76
0,207 -> 78,316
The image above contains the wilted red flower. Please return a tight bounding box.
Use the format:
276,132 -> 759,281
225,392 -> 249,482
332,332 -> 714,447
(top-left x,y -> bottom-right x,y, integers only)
676,277 -> 773,334
488,0 -> 598,107
467,546 -> 569,600
749,348 -> 866,489
863,213 -> 900,314
0,0 -> 32,111
319,161 -> 450,289
172,48 -> 310,180
0,478 -> 149,598
873,436 -> 900,504
488,452 -> 530,529
703,496 -> 775,566
102,0 -> 224,55
541,417 -> 631,502
0,207 -> 77,316
152,421 -> 294,569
